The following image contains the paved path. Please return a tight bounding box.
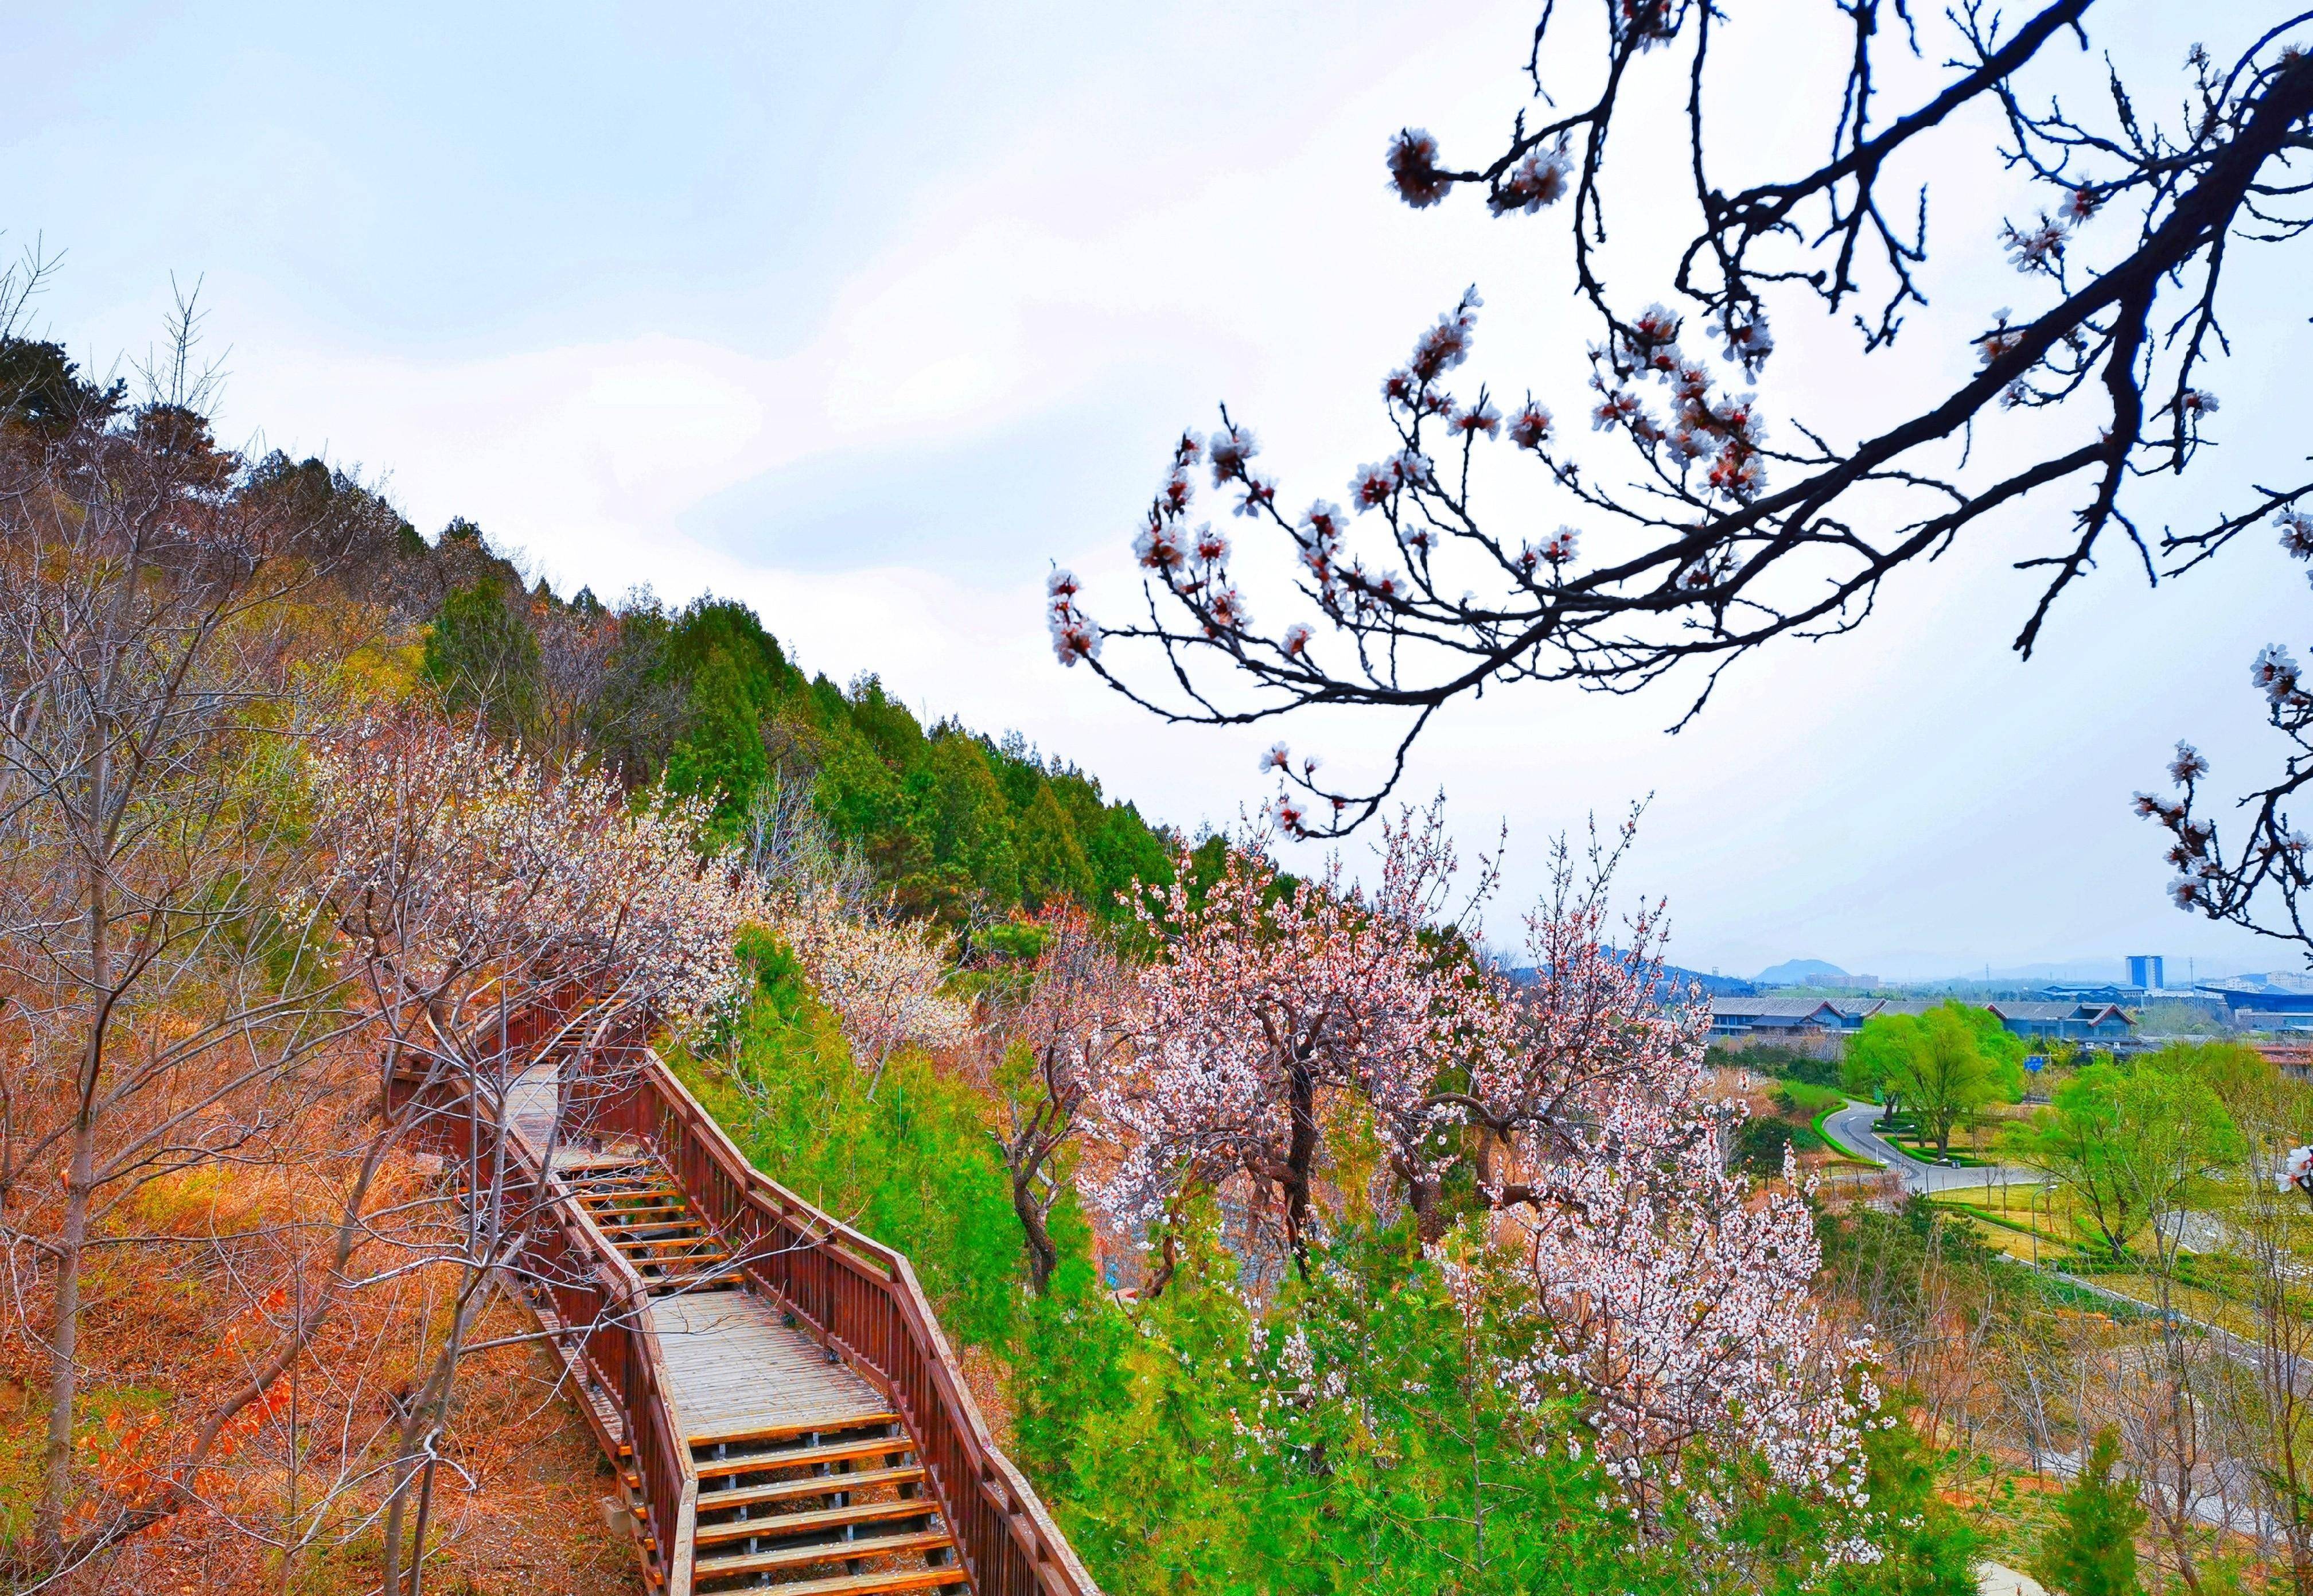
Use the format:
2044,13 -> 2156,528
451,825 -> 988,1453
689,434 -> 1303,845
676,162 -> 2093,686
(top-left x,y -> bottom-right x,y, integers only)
1821,1099 -> 2042,1195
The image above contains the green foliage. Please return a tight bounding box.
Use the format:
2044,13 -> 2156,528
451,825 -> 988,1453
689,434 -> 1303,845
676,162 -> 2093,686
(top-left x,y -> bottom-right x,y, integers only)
1774,1080 -> 1845,1116
1736,1116 -> 1824,1173
422,576 -> 542,737
2005,1053 -> 2244,1260
1845,1003 -> 2022,1157
2030,1428 -> 2144,1596
680,977 -> 1024,1350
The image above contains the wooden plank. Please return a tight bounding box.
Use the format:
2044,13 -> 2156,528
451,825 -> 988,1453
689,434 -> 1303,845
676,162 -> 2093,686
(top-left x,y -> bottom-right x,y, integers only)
694,1465 -> 922,1510
691,1437 -> 912,1481
723,1571 -> 964,1596
689,1530 -> 952,1578
692,1497 -> 936,1546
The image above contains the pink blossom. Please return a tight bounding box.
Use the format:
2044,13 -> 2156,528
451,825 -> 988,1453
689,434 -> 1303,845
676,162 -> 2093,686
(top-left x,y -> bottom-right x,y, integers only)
1390,447 -> 1435,487
1408,289 -> 1482,383
1259,742 -> 1292,773
2063,186 -> 2101,223
1541,526 -> 1580,564
1387,127 -> 1452,208
1193,524 -> 1231,563
2003,215 -> 2066,272
1235,472 -> 1279,518
1591,388 -> 1644,433
1721,305 -> 1773,369
1209,423 -> 1259,484
2180,388 -> 2219,419
1047,569 -> 1100,665
1509,402 -> 1553,450
1282,622 -> 1314,657
1134,517 -> 1186,573
2168,742 -> 2210,784
1454,399 -> 1502,439
1707,445 -> 1763,500
1489,142 -> 1572,216
1161,466 -> 1192,513
2276,508 -> 2313,559
1381,369 -> 1417,407
2254,643 -> 2302,704
1349,463 -> 1395,511
1978,313 -> 2026,368
1206,585 -> 1251,633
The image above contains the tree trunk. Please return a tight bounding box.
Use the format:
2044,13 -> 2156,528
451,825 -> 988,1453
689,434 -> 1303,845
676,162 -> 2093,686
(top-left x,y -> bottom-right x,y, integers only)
37,1120 -> 98,1551
1282,1059 -> 1318,1276
39,846 -> 111,1554
1013,1169 -> 1058,1296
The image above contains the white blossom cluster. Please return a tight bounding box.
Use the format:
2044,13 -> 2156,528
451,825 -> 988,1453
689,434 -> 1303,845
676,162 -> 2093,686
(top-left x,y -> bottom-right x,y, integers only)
306,720 -> 761,1042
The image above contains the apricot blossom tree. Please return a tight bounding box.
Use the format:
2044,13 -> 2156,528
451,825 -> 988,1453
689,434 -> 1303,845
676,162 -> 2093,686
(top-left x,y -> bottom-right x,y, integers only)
1099,803 -> 1481,1280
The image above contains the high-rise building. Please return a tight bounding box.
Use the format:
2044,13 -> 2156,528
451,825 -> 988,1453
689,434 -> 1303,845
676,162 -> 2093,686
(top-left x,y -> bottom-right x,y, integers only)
2127,954 -> 2166,990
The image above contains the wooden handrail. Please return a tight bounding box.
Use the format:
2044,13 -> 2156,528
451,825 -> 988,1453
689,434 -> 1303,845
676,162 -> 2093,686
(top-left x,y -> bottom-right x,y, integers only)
590,1044 -> 1103,1596
391,1059 -> 701,1596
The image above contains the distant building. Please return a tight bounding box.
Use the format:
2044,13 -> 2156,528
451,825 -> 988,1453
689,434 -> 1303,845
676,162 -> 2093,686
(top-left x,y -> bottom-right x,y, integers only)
1707,996 -> 1847,1037
1707,995 -> 2135,1044
2195,972 -> 2313,1025
2042,982 -> 2141,1005
1981,1001 -> 2137,1041
2128,955 -> 2166,990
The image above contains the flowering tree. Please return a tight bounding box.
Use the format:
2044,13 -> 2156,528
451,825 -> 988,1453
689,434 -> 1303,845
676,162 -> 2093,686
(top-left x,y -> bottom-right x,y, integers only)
979,902 -> 1139,1293
772,880 -> 974,1095
2140,639 -> 2313,955
1099,803 -> 1479,1282
1046,8 -> 2313,835
1478,1019 -> 1876,1531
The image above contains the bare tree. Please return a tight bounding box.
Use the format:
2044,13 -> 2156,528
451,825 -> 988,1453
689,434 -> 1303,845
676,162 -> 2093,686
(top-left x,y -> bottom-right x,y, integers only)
0,297 -> 373,1559
976,903 -> 1138,1294
1046,3 -> 2313,836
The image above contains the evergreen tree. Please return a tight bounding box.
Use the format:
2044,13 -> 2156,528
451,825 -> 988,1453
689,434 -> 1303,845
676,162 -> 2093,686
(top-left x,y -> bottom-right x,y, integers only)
1015,783 -> 1094,910
2032,1428 -> 2144,1596
422,575 -> 542,738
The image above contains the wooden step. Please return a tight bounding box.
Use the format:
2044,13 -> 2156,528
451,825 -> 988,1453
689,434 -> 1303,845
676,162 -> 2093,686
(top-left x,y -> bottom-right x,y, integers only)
577,1188 -> 685,1207
696,1465 -> 924,1512
615,1235 -> 723,1255
692,1496 -> 937,1547
646,1270 -> 745,1294
691,1435 -> 913,1480
687,1414 -> 902,1451
690,1530 -> 953,1579
592,1212 -> 695,1233
701,1568 -> 964,1596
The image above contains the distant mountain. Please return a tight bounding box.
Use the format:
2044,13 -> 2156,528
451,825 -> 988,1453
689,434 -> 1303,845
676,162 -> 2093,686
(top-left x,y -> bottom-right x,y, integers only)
1758,957 -> 1848,985
1504,959 -> 1757,998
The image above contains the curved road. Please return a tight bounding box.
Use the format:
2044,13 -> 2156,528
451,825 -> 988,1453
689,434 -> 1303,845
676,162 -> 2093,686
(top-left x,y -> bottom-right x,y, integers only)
1821,1099 -> 2041,1195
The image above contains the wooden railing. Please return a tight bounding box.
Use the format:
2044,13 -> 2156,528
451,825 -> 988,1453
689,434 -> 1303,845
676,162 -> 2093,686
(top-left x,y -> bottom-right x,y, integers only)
585,1044 -> 1102,1596
391,1060 -> 699,1594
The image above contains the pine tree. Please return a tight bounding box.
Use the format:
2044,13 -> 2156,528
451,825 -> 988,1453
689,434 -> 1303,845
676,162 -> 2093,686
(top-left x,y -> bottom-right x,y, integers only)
2032,1428 -> 2145,1596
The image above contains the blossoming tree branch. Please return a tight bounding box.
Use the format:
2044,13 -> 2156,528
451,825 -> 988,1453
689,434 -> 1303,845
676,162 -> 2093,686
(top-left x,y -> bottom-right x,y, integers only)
1045,1 -> 2313,843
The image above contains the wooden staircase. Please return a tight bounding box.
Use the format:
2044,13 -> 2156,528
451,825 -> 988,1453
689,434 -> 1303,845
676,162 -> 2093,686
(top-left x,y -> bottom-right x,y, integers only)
566,1155 -> 968,1591
429,1042 -> 1099,1596
686,1419 -> 967,1595
566,1158 -> 747,1297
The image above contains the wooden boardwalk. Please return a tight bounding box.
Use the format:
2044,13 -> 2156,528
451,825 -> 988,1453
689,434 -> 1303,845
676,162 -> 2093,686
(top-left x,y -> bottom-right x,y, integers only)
652,1294 -> 891,1445
423,1044 -> 1096,1596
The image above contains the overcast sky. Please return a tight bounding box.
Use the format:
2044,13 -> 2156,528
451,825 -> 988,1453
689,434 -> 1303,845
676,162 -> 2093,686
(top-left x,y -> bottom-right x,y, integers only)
11,2 -> 2309,982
